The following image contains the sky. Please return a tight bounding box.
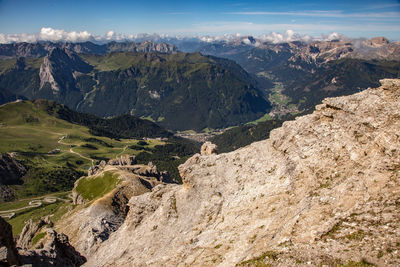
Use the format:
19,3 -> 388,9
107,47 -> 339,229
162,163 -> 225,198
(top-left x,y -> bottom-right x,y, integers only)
0,0 -> 399,42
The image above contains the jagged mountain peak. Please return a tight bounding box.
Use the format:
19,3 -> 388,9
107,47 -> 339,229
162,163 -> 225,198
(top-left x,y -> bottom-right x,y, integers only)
0,40 -> 178,59
39,47 -> 92,93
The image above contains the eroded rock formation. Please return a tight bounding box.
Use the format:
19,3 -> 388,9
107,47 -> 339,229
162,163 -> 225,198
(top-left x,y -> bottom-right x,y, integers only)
200,141 -> 218,156
17,216 -> 53,249
0,217 -> 85,267
61,160 -> 174,257
19,229 -> 86,267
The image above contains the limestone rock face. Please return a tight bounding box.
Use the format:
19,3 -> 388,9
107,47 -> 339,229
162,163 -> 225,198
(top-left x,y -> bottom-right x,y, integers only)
200,141 -> 218,155
17,216 -> 53,249
60,162 -> 173,257
39,47 -> 92,93
19,229 -> 86,267
83,79 -> 400,267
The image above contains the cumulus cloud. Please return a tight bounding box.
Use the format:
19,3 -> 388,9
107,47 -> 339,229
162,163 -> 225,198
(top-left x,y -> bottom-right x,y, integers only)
0,27 -> 96,43
38,27 -> 94,42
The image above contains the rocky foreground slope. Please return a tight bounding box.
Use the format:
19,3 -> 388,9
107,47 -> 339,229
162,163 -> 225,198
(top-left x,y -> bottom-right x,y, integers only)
83,79 -> 400,266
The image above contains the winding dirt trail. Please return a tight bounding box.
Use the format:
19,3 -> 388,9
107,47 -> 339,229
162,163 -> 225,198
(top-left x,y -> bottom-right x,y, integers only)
58,135 -> 94,166
0,196 -> 71,219
117,145 -> 129,157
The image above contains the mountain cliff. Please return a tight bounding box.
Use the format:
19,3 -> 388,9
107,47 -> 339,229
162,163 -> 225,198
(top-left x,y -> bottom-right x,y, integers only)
79,79 -> 400,266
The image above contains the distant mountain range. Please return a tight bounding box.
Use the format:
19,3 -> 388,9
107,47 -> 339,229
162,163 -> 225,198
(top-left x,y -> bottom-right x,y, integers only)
179,36 -> 400,112
0,37 -> 399,131
0,42 -> 269,131
0,40 -> 177,58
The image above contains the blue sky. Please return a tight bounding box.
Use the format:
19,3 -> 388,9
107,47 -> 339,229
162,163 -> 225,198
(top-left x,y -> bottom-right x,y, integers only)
0,0 -> 399,41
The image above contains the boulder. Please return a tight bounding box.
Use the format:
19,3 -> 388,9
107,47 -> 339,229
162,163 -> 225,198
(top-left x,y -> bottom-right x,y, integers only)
200,141 -> 218,155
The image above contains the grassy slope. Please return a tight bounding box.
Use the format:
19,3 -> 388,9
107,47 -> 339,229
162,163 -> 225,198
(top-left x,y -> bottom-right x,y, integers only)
0,101 -> 158,173
0,100 -> 165,199
75,171 -> 120,201
0,100 -> 198,235
0,191 -> 71,236
81,51 -> 214,72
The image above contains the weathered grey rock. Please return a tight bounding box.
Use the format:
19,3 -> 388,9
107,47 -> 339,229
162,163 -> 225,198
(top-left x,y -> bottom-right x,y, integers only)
0,217 -> 20,266
200,141 -> 218,155
17,216 -> 53,249
19,228 -> 86,267
108,155 -> 136,166
87,165 -> 101,176
39,47 -> 92,93
57,169 -> 152,257
368,36 -> 389,47
84,79 -> 400,266
71,178 -> 86,205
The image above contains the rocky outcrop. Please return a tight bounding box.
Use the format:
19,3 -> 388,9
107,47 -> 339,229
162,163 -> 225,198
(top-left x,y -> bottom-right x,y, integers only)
200,141 -> 218,155
1,218 -> 85,267
0,217 -> 20,266
17,216 -> 53,249
0,185 -> 14,202
107,155 -> 136,167
365,37 -> 389,47
86,155 -> 171,184
61,161 -> 174,257
84,79 -> 400,266
0,153 -> 27,202
87,160 -> 107,176
0,153 -> 27,185
19,228 -> 86,267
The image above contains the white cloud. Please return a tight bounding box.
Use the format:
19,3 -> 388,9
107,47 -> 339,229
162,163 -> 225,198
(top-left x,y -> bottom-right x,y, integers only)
38,27 -> 94,42
0,27 -> 137,44
106,30 -> 115,39
0,25 -> 397,45
257,30 -> 312,43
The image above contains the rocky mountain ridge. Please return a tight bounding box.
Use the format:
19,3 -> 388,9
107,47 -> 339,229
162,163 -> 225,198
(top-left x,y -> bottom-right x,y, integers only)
192,37 -> 400,114
188,36 -> 400,62
0,40 -> 177,58
77,79 -> 400,266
